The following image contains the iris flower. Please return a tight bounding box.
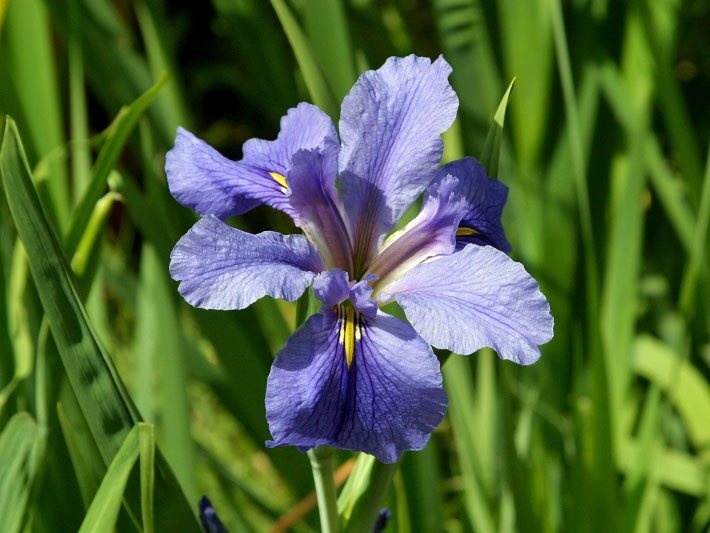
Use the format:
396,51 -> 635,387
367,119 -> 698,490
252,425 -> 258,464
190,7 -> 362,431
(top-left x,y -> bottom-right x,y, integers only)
167,55 -> 553,463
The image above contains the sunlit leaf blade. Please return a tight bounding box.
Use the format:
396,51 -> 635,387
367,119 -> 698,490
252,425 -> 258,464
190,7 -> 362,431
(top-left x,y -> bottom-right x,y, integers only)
138,245 -> 198,501
133,0 -> 189,133
1,116 -> 136,461
269,0 -> 338,117
400,439 -> 443,532
64,72 -> 167,257
0,412 -> 42,533
632,335 -> 710,449
433,0 -> 502,132
480,77 -> 515,178
139,424 -> 156,533
678,143 -> 710,315
0,117 -> 200,532
67,0 -> 92,200
4,0 -> 69,229
619,439 -> 707,497
0,243 -> 34,410
302,0 -> 356,101
78,424 -> 151,533
342,457 -> 397,533
442,356 -> 495,533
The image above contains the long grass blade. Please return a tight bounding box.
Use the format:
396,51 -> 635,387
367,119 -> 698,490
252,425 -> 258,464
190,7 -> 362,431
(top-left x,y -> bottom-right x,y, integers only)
0,117 -> 200,531
77,424 -> 142,533
0,412 -> 42,533
64,73 -> 168,257
269,0 -> 339,117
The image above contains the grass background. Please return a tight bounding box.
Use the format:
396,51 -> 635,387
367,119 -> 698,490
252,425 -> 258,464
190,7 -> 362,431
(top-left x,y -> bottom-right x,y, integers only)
0,0 -> 709,531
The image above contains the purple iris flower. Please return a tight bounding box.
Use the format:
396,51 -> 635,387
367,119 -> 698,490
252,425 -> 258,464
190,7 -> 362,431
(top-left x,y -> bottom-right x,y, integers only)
167,55 -> 553,464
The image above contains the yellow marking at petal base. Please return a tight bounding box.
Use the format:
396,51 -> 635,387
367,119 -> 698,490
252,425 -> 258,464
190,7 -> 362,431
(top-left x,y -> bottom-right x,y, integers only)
339,306 -> 360,368
456,227 -> 480,237
269,171 -> 288,189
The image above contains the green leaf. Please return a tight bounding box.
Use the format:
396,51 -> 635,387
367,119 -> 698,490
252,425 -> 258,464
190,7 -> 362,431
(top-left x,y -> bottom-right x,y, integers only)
139,424 -> 156,533
133,0 -> 189,133
678,143 -> 710,315
57,401 -> 105,508
340,455 -> 397,533
400,440 -> 443,533
0,412 -> 42,533
433,0 -> 502,133
4,0 -> 69,229
71,190 -> 120,294
480,77 -> 515,178
496,0 -> 553,169
136,244 -> 198,501
67,0 -> 92,200
442,355 -> 495,533
64,72 -> 168,258
269,0 -> 339,117
0,243 -> 34,410
619,439 -> 707,497
0,117 -> 200,531
632,335 -> 710,449
78,424 -> 155,533
302,0 -> 356,101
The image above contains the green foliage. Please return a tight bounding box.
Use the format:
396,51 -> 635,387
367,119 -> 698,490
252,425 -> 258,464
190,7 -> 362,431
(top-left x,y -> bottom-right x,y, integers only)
0,413 -> 42,533
0,0 -> 708,531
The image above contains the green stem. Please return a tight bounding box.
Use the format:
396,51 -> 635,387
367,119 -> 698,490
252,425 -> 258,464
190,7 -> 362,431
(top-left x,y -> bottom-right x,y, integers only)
308,447 -> 340,533
342,459 -> 398,532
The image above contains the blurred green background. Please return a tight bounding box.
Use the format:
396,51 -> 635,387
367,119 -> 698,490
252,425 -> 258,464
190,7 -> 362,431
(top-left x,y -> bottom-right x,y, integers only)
0,0 -> 709,531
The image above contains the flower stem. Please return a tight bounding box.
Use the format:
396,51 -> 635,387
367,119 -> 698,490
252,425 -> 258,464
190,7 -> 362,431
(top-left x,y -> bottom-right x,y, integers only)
308,447 -> 340,533
342,458 -> 398,532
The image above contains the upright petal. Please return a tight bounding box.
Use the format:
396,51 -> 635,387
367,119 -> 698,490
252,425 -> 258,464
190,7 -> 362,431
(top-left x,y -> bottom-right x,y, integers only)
170,215 -> 323,310
312,269 -> 350,306
435,158 -> 511,253
166,103 -> 337,219
266,309 -> 447,463
379,245 -> 553,364
313,270 -> 378,318
349,275 -> 378,318
287,147 -> 353,271
368,175 -> 466,289
338,55 -> 458,270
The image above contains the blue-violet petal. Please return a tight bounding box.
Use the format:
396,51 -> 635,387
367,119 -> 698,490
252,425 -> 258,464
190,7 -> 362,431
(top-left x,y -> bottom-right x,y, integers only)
434,157 -> 511,253
170,215 -> 323,310
379,244 -> 553,364
166,103 -> 337,219
338,55 -> 458,268
266,309 -> 447,463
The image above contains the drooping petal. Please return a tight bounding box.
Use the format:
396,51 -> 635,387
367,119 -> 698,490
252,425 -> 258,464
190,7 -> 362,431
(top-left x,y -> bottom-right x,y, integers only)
379,244 -> 553,364
338,55 -> 458,269
287,147 -> 353,271
166,103 -> 337,219
170,215 -> 323,310
368,175 -> 466,289
435,158 -> 511,253
266,308 -> 447,463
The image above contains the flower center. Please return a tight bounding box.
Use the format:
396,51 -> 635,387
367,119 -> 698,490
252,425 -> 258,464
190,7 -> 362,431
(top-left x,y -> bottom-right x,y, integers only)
269,171 -> 288,190
337,305 -> 361,368
456,226 -> 479,236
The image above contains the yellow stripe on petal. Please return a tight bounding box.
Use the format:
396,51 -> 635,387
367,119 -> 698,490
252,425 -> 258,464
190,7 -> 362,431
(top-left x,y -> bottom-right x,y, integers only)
338,306 -> 360,368
269,171 -> 288,190
456,226 -> 480,237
